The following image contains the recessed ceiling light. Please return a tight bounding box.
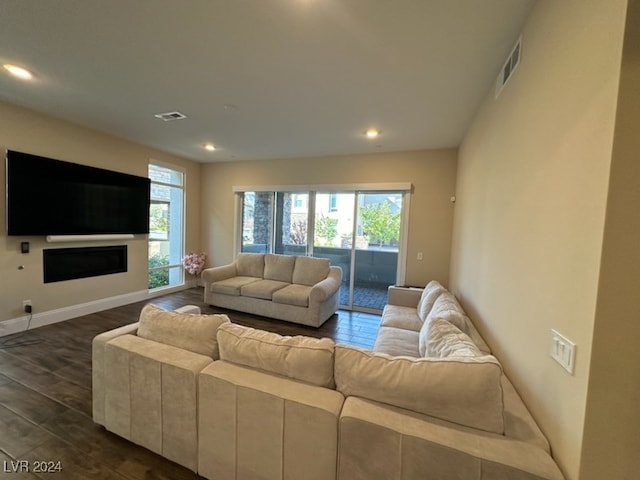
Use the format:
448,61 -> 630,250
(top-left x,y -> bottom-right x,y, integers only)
204,143 -> 216,151
3,64 -> 33,80
365,128 -> 380,139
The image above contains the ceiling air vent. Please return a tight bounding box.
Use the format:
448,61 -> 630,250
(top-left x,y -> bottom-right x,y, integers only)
495,36 -> 521,98
154,111 -> 187,121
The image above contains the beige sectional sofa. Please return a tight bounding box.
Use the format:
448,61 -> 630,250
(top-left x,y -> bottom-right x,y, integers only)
339,282 -> 566,479
93,283 -> 565,480
202,253 -> 342,327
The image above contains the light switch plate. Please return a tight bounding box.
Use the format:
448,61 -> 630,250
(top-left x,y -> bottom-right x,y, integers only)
550,329 -> 576,374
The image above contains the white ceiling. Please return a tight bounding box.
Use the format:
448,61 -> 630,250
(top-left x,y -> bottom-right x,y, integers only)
0,0 -> 535,163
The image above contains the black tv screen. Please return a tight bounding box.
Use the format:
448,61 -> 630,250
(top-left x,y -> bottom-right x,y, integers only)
6,150 -> 151,236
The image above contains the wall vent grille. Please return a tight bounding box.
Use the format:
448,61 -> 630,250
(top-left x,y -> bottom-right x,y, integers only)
495,36 -> 522,98
154,111 -> 187,121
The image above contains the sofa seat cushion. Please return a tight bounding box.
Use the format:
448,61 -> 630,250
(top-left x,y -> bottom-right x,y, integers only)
137,304 -> 230,359
217,323 -> 336,388
272,284 -> 311,307
264,253 -> 296,283
292,256 -> 330,286
372,326 -> 420,357
334,344 -> 505,434
426,318 -> 483,358
380,304 -> 422,332
210,276 -> 261,296
240,279 -> 290,300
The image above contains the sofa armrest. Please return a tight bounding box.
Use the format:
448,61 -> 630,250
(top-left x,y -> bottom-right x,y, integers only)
202,263 -> 237,284
338,397 -> 565,480
387,286 -> 423,308
92,322 -> 140,426
310,266 -> 342,303
104,334 -> 213,471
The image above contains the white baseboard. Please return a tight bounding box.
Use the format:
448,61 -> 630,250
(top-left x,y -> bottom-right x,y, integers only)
0,284 -> 189,338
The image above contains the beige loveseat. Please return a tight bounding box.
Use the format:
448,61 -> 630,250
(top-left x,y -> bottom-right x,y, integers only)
202,253 -> 342,327
93,286 -> 566,480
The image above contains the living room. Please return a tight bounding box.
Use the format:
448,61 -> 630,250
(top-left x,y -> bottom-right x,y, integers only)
1,1 -> 639,479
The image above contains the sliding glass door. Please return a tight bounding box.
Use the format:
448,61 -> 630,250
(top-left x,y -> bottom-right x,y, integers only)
352,193 -> 402,310
313,193 -> 355,307
238,188 -> 407,312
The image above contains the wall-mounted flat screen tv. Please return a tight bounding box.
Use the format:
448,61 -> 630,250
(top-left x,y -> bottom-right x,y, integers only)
6,150 -> 151,236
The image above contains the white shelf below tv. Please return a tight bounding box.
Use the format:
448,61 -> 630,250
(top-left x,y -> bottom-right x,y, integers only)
46,234 -> 135,243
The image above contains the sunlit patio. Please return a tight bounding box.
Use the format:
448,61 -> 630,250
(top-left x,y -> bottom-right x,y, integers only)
339,284 -> 389,312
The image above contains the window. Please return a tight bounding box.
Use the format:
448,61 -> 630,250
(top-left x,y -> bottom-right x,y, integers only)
148,163 -> 184,289
241,191 -> 273,253
236,184 -> 410,312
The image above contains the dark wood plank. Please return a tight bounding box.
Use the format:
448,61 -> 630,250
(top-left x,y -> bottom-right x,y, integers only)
0,404 -> 59,459
0,380 -> 69,425
0,286 -> 380,479
0,450 -> 40,479
21,436 -> 130,480
39,409 -> 201,480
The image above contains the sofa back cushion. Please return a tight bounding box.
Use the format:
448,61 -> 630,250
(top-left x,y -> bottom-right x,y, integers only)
426,317 -> 483,358
236,253 -> 265,278
417,280 -> 446,322
217,323 -> 335,388
427,292 -> 469,331
419,292 -> 492,356
264,253 -> 296,283
334,344 -> 505,434
292,256 -> 330,286
137,304 -> 230,359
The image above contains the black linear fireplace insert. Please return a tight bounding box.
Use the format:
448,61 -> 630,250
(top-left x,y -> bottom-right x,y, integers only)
43,245 -> 127,283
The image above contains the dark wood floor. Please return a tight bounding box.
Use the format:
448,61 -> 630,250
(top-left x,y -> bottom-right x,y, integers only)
0,287 -> 381,479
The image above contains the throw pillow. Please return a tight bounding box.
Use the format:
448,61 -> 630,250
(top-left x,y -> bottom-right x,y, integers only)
137,304 -> 230,359
217,323 -> 336,388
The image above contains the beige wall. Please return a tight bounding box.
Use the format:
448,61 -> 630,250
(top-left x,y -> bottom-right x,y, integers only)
580,1 -> 640,478
449,1 -> 627,479
201,149 -> 457,287
0,100 -> 201,323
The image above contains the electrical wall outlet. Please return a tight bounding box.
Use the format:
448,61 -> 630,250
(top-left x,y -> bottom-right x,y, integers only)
22,300 -> 32,313
550,329 -> 576,375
